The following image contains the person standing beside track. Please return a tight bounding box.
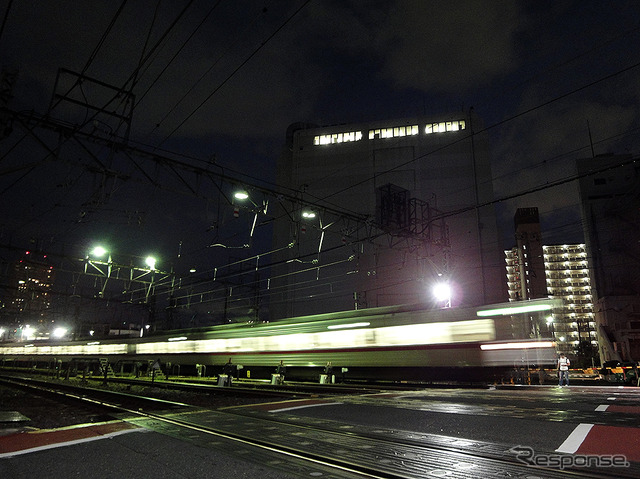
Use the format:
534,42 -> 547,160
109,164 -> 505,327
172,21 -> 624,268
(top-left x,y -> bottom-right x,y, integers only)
557,353 -> 570,387
223,358 -> 237,386
273,360 -> 286,385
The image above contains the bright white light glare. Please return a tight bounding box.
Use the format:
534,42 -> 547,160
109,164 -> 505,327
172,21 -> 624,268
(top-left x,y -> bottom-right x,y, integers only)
86,341 -> 100,346
92,246 -> 107,257
145,256 -> 156,269
302,211 -> 316,219
22,325 -> 34,340
327,322 -> 370,330
432,283 -> 451,302
52,327 -> 67,338
168,336 -> 188,342
476,303 -> 554,317
480,341 -> 555,351
234,191 -> 249,200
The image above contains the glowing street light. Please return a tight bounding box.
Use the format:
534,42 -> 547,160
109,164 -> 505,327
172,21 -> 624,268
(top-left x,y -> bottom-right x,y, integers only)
52,327 -> 67,339
145,256 -> 157,270
22,325 -> 35,340
302,210 -> 316,219
233,190 -> 249,200
91,246 -> 108,257
432,282 -> 452,308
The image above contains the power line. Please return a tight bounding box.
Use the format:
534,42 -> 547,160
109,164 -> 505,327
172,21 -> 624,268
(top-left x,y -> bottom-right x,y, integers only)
156,0 -> 312,148
0,0 -> 13,48
135,1 -> 224,108
144,1 -> 267,140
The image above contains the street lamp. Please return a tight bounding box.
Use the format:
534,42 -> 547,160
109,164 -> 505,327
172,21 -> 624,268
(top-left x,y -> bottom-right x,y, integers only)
233,190 -> 249,200
432,281 -> 452,308
145,256 -> 157,270
86,246 -> 112,297
52,327 -> 67,339
91,246 -> 108,257
230,190 -> 268,248
22,324 -> 34,340
233,189 -> 268,212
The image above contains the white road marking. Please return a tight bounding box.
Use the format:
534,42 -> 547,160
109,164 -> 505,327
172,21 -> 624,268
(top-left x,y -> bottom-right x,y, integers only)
555,423 -> 593,454
0,428 -> 148,458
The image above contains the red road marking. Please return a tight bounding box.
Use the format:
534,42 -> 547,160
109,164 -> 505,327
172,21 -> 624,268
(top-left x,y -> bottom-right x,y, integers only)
0,421 -> 141,455
576,424 -> 640,462
607,405 -> 640,415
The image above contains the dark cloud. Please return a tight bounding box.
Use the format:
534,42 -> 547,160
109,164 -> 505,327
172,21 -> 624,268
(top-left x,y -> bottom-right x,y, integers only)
376,1 -> 522,90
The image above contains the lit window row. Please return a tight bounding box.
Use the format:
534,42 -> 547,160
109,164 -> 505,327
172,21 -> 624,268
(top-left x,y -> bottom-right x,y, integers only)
425,120 -> 466,134
369,125 -> 419,139
314,131 -> 363,145
313,120 -> 466,146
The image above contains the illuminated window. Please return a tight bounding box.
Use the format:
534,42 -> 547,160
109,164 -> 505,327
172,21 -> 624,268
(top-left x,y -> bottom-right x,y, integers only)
425,120 -> 466,134
314,131 -> 363,145
369,125 -> 418,140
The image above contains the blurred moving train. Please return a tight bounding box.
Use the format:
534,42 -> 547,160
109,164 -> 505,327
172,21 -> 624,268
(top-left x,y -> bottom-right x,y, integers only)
0,299 -> 560,383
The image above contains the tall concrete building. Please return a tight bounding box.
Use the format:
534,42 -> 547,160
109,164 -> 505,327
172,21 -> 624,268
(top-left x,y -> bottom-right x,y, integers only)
1,251 -> 55,338
577,153 -> 640,362
542,244 -> 597,364
271,110 -> 505,319
511,208 -> 547,301
504,208 -> 598,366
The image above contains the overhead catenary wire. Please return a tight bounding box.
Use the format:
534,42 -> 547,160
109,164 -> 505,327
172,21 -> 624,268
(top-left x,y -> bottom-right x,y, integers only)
144,0 -> 266,140
155,0 -> 312,149
134,0 -> 225,112
46,0 -> 130,116
0,0 -> 13,48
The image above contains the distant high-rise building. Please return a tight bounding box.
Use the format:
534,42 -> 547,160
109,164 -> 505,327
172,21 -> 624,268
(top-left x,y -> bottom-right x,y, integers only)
3,251 -> 55,336
511,207 -> 546,300
272,111 -> 505,319
577,153 -> 640,363
505,208 -> 598,366
542,244 -> 597,365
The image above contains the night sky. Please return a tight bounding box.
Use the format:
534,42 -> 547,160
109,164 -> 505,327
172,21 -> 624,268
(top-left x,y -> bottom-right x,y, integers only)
1,0 -> 639,278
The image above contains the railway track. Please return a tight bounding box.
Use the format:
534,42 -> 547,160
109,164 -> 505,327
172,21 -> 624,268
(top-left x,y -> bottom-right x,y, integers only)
0,366 -> 424,400
2,374 -> 636,478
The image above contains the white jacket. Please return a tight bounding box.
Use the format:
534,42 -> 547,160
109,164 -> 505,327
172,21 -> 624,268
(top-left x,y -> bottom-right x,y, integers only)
558,357 -> 570,371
